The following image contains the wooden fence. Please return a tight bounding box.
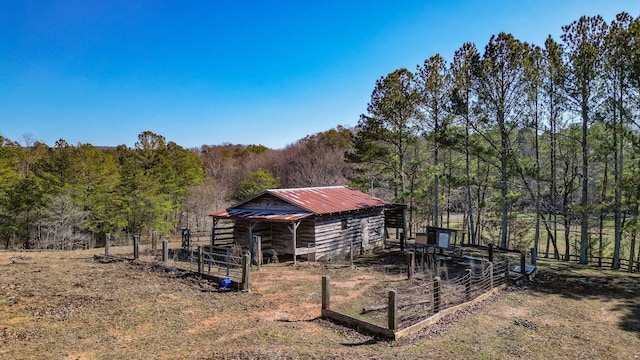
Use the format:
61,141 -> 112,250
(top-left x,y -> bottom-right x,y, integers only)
559,254 -> 639,272
175,245 -> 245,281
99,237 -> 251,291
321,260 -> 508,340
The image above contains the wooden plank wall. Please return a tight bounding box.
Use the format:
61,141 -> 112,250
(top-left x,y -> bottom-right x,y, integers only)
211,219 -> 235,246
231,219 -> 316,255
314,208 -> 385,260
226,207 -> 386,261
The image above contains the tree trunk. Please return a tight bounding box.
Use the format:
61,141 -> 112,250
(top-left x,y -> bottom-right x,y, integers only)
433,123 -> 439,228
534,96 -> 541,257
465,113 -> 476,245
630,185 -> 640,272
501,130 -> 508,249
599,159 -> 609,263
580,104 -> 589,265
613,78 -> 624,269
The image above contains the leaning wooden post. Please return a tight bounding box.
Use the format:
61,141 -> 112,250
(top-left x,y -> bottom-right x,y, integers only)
433,276 -> 441,313
322,276 -> 330,311
388,290 -> 397,331
520,251 -> 526,276
105,233 -> 111,256
162,240 -> 168,262
133,235 -> 139,260
488,243 -> 494,262
197,245 -> 204,274
407,252 -> 415,280
465,268 -> 472,301
241,253 -> 251,292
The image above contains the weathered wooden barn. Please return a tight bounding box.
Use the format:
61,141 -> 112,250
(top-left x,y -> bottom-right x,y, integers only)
209,186 -> 404,263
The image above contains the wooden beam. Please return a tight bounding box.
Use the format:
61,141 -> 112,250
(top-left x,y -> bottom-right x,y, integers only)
289,220 -> 301,265
248,221 -> 257,265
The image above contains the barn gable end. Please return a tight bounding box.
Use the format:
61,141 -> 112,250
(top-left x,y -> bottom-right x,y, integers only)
238,193 -> 307,213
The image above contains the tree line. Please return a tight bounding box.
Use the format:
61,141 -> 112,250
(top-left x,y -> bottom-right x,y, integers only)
0,127 -> 353,250
348,12 -> 640,270
2,12 -> 640,271
0,131 -> 205,249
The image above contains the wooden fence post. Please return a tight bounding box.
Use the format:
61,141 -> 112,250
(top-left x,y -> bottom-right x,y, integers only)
152,231 -> 157,253
489,262 -> 494,289
505,258 -> 510,280
322,276 -> 330,310
465,268 -> 472,301
488,243 -> 493,263
105,233 -> 110,256
388,290 -> 397,331
162,240 -> 168,262
531,247 -> 537,266
256,235 -> 262,270
197,245 -> 203,274
407,252 -> 415,279
433,276 -> 441,313
133,235 -> 139,260
241,254 -> 251,292
520,251 -> 526,276
226,248 -> 231,277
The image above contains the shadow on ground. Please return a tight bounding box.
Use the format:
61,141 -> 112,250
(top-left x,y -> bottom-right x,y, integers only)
527,262 -> 640,336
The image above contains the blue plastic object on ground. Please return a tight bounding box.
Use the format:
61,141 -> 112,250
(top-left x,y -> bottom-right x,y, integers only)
221,277 -> 232,289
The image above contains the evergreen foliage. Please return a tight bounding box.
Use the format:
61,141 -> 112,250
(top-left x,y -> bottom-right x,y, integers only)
2,12 -> 640,271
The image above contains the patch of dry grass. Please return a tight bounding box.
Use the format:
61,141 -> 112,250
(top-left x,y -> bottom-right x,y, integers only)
0,248 -> 638,359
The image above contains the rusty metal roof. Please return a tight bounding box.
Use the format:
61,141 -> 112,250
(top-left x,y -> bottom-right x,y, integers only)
267,186 -> 389,214
210,186 -> 390,221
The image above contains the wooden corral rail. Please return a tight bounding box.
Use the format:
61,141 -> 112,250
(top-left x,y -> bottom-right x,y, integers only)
462,243 -> 639,273
561,254 -> 639,272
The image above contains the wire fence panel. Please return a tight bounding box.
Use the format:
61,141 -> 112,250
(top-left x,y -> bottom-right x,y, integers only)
322,254 -> 512,338
394,259 -> 508,328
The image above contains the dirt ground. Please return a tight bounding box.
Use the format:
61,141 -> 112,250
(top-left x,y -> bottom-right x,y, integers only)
0,247 -> 639,359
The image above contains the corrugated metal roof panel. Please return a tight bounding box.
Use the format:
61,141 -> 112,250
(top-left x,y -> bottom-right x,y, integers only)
209,186 -> 390,220
266,186 -> 389,214
210,208 -> 312,221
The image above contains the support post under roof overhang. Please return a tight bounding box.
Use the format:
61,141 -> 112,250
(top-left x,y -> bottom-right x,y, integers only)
289,220 -> 301,265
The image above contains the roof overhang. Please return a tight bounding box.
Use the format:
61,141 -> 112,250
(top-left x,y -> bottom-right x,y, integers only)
210,208 -> 313,222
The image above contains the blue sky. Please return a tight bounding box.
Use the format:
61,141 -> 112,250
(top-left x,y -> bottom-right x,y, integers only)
1,1 -> 639,149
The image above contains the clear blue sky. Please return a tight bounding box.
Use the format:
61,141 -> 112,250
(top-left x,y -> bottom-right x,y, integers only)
1,1 -> 639,149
